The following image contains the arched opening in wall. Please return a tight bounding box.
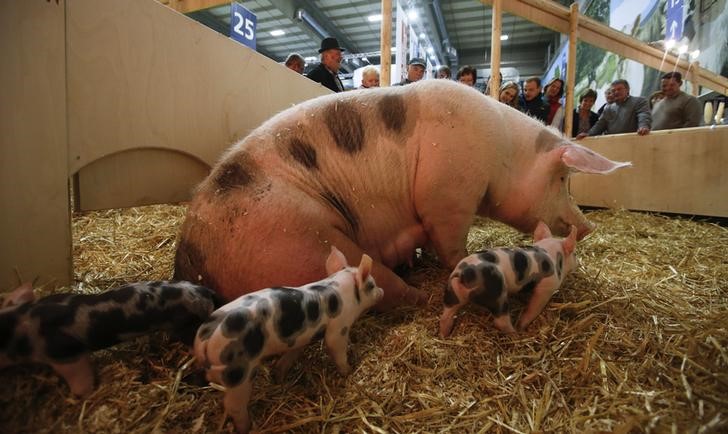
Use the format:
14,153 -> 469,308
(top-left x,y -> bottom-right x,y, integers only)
71,148 -> 210,212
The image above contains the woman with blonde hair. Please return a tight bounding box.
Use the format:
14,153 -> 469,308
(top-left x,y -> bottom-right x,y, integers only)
498,81 -> 520,109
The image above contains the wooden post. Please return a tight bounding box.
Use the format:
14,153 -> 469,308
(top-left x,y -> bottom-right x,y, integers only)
380,0 -> 392,86
564,2 -> 578,137
489,0 -> 502,98
689,61 -> 700,96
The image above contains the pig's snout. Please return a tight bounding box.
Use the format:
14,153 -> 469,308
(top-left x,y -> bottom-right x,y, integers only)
577,221 -> 595,240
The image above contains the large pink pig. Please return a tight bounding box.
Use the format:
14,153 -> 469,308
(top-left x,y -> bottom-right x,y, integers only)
175,80 -> 629,310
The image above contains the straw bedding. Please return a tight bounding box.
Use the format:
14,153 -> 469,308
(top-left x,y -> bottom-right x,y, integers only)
1,205 -> 726,433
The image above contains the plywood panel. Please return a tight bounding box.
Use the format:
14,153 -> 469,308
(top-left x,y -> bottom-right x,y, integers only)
0,0 -> 71,289
571,126 -> 728,217
67,0 -> 328,174
76,149 -> 209,211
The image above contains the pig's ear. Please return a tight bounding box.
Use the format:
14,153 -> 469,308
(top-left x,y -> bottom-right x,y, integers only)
533,221 -> 552,242
560,144 -> 632,174
325,246 -> 348,274
357,254 -> 373,286
563,225 -> 577,256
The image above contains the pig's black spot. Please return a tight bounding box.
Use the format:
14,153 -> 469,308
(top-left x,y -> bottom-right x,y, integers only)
45,331 -> 86,361
288,138 -> 318,170
213,161 -> 254,193
222,366 -> 246,387
243,323 -> 265,358
324,100 -> 364,154
149,281 -> 164,288
306,299 -> 320,323
222,312 -> 248,337
327,293 -> 341,317
340,326 -> 349,337
196,323 -> 217,342
557,252 -> 564,280
477,251 -> 498,263
320,190 -> 359,235
459,266 -> 477,287
92,286 -> 137,304
273,288 -> 305,339
9,334 -> 32,359
35,293 -> 73,305
512,250 -> 530,283
221,341 -> 244,364
443,284 -> 460,307
541,258 -> 552,274
136,292 -> 152,311
86,308 -> 127,350
470,265 -> 505,314
0,312 -> 18,349
160,285 -> 183,300
309,285 -> 329,292
378,94 -> 407,133
32,303 -> 76,332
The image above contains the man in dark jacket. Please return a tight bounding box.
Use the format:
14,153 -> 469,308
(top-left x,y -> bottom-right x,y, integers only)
518,77 -> 548,123
306,37 -> 345,92
394,58 -> 426,86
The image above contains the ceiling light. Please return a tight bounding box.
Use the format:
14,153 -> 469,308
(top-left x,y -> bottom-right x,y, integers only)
368,14 -> 382,22
270,29 -> 285,36
408,10 -> 418,21
419,32 -> 426,39
304,56 -> 317,63
664,39 -> 676,49
427,47 -> 434,54
500,34 -> 509,41
690,49 -> 700,59
678,44 -> 688,54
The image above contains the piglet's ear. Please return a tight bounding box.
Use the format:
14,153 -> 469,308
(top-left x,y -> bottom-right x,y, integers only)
358,254 -> 372,283
2,281 -> 36,308
563,225 -> 577,256
325,246 -> 348,275
533,221 -> 552,242
561,144 -> 632,174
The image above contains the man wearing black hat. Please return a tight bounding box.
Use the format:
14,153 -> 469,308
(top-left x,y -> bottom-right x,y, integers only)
306,37 -> 345,92
394,58 -> 426,86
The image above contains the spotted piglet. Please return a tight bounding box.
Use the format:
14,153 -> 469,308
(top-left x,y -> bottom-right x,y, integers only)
0,281 -> 219,396
193,246 -> 383,434
439,222 -> 578,337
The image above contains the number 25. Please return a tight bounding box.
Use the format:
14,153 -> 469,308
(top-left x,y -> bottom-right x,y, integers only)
233,12 -> 254,40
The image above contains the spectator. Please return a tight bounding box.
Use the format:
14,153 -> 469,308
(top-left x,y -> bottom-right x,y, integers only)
436,65 -> 452,79
284,53 -> 305,74
597,87 -> 614,116
306,37 -> 345,93
456,65 -> 477,87
576,79 -> 651,139
394,58 -> 426,86
360,66 -> 380,89
572,89 -> 599,137
519,77 -> 549,123
648,90 -> 665,109
651,71 -> 702,130
498,81 -> 520,109
544,77 -> 565,130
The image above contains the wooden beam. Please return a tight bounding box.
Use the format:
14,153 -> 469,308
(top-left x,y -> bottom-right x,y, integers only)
563,2 -> 578,137
489,0 -> 502,98
480,0 -> 728,95
380,0 -> 392,87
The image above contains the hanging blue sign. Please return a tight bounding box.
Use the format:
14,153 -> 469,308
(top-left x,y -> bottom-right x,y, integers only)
665,0 -> 683,41
230,2 -> 257,49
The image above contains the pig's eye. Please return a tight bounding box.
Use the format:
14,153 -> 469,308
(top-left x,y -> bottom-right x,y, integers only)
560,176 -> 566,182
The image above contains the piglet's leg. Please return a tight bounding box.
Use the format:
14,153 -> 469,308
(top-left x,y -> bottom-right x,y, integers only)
52,356 -> 95,397
273,347 -> 305,383
225,379 -> 253,434
517,281 -> 556,331
324,327 -> 351,375
439,278 -> 468,338
493,314 -> 517,334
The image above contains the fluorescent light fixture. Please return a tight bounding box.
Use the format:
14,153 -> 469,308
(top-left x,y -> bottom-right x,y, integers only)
304,56 -> 317,63
362,56 -> 369,63
665,39 -> 676,49
500,34 -> 509,41
408,10 -> 418,21
270,29 -> 285,36
419,32 -> 426,39
690,49 -> 700,59
368,14 -> 382,22
678,44 -> 688,54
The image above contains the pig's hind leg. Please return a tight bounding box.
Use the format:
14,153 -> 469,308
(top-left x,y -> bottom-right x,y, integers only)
439,277 -> 468,337
273,347 -> 305,382
52,356 -> 95,397
224,376 -> 254,434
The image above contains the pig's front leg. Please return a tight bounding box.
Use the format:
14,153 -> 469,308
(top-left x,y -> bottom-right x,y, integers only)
417,206 -> 472,269
273,347 -> 305,383
492,314 -> 517,334
52,356 -> 95,397
517,279 -> 556,331
225,378 -> 254,434
324,325 -> 352,375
